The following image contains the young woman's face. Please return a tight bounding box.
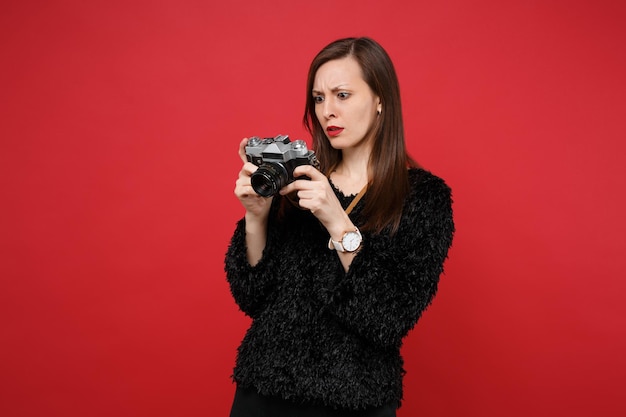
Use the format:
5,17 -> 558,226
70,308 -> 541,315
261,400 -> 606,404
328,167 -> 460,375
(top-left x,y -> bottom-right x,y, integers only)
312,57 -> 381,151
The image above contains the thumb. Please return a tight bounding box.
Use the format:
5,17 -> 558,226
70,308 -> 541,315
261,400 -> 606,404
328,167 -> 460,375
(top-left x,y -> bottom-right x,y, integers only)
238,138 -> 250,164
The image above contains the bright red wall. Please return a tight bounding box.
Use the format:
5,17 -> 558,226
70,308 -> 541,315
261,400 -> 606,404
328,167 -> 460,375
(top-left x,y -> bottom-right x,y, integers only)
1,1 -> 625,416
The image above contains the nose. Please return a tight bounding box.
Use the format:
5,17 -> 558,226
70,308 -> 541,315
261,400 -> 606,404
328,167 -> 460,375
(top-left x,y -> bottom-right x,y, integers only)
322,100 -> 336,119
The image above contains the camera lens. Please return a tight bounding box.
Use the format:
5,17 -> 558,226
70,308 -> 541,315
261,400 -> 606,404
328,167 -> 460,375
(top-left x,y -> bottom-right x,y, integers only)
251,163 -> 289,197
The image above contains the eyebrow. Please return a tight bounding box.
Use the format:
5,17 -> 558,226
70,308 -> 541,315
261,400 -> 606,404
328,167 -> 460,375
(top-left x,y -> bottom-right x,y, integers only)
311,85 -> 351,95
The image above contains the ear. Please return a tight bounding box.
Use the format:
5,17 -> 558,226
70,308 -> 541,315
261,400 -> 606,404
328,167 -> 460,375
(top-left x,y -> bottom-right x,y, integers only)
376,98 -> 382,114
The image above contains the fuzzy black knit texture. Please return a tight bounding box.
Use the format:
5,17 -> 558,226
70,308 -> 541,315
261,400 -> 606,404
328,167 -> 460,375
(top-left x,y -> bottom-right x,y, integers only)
224,168 -> 455,410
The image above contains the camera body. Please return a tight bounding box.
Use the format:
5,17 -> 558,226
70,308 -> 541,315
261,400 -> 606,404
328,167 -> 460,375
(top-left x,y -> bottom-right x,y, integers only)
245,134 -> 319,197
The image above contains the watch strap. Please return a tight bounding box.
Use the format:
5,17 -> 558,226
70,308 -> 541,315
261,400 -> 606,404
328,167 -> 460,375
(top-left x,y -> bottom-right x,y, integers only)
329,237 -> 345,252
328,228 -> 362,253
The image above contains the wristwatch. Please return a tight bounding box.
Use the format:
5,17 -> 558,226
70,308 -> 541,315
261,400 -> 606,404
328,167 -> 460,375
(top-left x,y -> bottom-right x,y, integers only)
328,228 -> 362,253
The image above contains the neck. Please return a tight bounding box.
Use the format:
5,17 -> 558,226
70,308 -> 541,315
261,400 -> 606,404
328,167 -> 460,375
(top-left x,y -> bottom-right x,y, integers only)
331,148 -> 370,194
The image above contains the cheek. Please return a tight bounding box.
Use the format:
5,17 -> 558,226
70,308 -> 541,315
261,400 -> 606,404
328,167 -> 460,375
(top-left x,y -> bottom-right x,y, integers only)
357,103 -> 377,125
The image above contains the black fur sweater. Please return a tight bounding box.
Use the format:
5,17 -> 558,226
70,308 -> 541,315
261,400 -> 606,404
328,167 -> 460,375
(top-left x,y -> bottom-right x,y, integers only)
224,168 -> 454,410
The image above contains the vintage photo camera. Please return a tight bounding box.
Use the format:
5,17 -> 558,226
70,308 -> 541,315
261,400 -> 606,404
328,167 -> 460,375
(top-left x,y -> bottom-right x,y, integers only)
245,134 -> 319,197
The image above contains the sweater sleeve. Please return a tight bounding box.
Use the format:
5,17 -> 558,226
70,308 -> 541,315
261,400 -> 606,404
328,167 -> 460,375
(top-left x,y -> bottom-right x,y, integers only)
324,173 -> 455,349
224,204 -> 282,319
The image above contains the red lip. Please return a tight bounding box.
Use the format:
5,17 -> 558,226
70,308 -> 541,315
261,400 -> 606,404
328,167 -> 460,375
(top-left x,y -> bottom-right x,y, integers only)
326,126 -> 344,137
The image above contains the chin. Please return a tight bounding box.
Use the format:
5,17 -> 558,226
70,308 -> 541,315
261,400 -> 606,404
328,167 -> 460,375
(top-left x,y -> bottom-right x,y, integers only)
328,140 -> 350,150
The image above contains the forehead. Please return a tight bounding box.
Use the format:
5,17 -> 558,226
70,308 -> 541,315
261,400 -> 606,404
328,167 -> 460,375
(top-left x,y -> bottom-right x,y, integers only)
313,56 -> 365,89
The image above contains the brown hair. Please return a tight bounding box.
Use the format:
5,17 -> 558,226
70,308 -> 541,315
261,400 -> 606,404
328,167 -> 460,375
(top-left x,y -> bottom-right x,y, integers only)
303,37 -> 418,234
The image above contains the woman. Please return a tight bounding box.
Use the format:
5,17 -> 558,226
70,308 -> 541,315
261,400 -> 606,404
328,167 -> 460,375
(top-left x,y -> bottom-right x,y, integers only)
225,37 -> 454,417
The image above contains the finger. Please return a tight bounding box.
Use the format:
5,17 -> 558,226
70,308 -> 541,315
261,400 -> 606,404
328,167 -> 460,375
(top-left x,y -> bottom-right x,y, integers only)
235,184 -> 260,200
278,182 -> 296,196
238,138 -> 250,164
279,178 -> 315,196
294,191 -> 321,213
240,162 -> 258,176
293,164 -> 325,180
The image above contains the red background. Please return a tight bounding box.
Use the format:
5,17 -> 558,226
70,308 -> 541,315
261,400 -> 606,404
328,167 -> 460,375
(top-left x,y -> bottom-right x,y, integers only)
1,1 -> 625,416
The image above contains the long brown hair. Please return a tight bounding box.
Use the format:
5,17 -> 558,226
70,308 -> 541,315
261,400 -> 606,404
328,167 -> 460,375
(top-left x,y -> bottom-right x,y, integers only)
303,37 -> 418,234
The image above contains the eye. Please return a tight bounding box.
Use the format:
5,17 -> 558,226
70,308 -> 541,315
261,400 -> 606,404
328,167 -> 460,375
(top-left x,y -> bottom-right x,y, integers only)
337,92 -> 351,99
313,95 -> 324,104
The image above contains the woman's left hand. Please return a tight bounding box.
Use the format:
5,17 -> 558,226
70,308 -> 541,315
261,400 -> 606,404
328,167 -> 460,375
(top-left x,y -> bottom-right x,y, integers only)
279,165 -> 353,239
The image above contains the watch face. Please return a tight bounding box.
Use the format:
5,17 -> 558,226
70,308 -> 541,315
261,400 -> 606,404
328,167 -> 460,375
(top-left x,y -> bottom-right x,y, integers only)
343,231 -> 362,252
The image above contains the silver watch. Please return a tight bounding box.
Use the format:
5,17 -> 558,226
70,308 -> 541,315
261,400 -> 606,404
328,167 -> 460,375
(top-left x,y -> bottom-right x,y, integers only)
329,228 -> 362,253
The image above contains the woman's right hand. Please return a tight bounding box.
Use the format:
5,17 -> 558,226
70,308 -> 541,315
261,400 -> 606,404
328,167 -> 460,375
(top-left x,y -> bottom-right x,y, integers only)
234,138 -> 273,221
